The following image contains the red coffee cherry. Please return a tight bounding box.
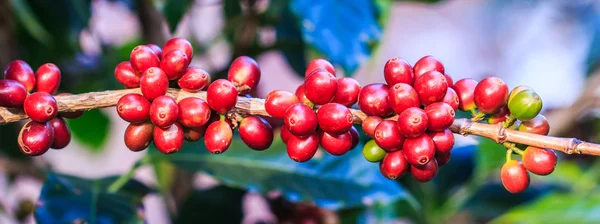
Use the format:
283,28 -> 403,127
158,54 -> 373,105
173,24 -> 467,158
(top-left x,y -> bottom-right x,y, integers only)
384,57 -> 414,86
410,158 -> 439,182
130,45 -> 160,74
413,71 -> 448,106
280,124 -> 292,144
349,126 -> 359,149
204,120 -> 233,154
474,76 -> 509,114
442,88 -> 459,111
424,102 -> 455,132
114,61 -> 140,88
146,44 -> 162,60
207,79 -> 238,114
304,70 -> 337,105
397,107 -> 429,138
501,160 -> 530,193
24,92 -> 58,123
49,117 -> 71,149
140,67 -> 169,101
388,83 -> 420,115
374,120 -> 404,152
305,58 -> 335,77
56,93 -> 84,119
265,90 -> 299,119
162,37 -> 194,65
442,73 -> 454,88
206,112 -> 235,129
153,122 -> 184,154
18,121 -> 54,156
488,105 -> 510,124
160,50 -> 189,80
452,78 -> 478,111
316,103 -> 353,135
178,97 -> 211,128
358,83 -> 393,117
284,103 -> 318,136
413,55 -> 445,78
184,126 -> 206,142
239,116 -> 274,151
403,134 -> 436,166
0,80 -> 27,108
379,150 -> 409,180
35,63 -> 61,94
149,96 -> 179,128
428,129 -> 454,153
124,121 -> 154,152
333,77 -> 361,107
116,93 -> 150,123
4,60 -> 35,92
295,84 -> 310,103
178,67 -> 210,92
228,56 -> 261,95
522,147 -> 557,176
518,114 -> 550,135
435,151 -> 451,166
362,116 -> 383,138
286,133 -> 319,162
319,130 -> 353,156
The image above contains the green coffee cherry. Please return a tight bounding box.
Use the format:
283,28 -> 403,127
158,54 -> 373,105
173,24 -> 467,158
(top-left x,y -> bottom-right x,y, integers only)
362,139 -> 387,162
508,89 -> 543,121
508,85 -> 532,103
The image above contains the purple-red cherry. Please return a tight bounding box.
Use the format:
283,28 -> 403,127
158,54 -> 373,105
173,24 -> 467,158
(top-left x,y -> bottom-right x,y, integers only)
24,92 -> 57,123
228,56 -> 261,95
4,60 -> 35,92
35,63 -> 61,94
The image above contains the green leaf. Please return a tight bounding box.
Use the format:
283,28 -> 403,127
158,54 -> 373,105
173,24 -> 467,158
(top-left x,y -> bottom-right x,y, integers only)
174,186 -> 245,224
161,0 -> 193,34
10,0 -> 52,46
65,109 -> 111,152
474,138 -> 506,181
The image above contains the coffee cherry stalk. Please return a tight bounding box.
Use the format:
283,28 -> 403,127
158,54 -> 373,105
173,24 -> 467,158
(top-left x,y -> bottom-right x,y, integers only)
0,38 -> 598,194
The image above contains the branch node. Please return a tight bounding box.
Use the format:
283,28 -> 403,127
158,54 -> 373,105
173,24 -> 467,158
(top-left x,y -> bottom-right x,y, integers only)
495,122 -> 508,144
566,138 -> 583,154
458,119 -> 472,136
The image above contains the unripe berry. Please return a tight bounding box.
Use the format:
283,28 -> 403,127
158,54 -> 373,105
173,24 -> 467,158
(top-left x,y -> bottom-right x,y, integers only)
413,71 -> 448,105
319,130 -> 353,156
178,97 -> 211,128
452,78 -> 478,111
239,116 -> 274,151
500,160 -> 530,194
114,61 -> 140,88
160,50 -> 189,80
149,96 -> 179,128
508,89 -> 543,121
130,45 -> 160,74
349,126 -> 359,150
207,79 -> 238,114
177,67 -> 210,92
295,84 -> 310,103
56,93 -> 84,119
397,107 -> 429,137
384,57 -> 414,86
124,121 -> 154,152
413,55 -> 444,78
162,37 -> 193,65
0,80 -> 27,108
374,120 -> 404,152
153,122 -> 184,154
442,88 -> 459,111
333,77 -> 361,107
49,117 -> 71,149
304,70 -> 337,105
435,151 -> 451,166
286,133 -> 319,162
410,159 -> 439,182
508,85 -> 532,103
18,121 -> 54,156
316,103 -> 353,135
474,76 -> 509,114
228,56 -> 261,95
379,150 -> 409,180
358,83 -> 393,117
284,103 -> 318,136
146,44 -> 162,60
184,126 -> 206,142
4,60 -> 35,92
428,129 -> 454,153
362,116 -> 383,138
518,114 -> 550,135
403,134 -> 436,166
24,92 -> 57,123
140,67 -> 169,101
424,102 -> 455,132
35,63 -> 61,94
362,139 -> 386,162
280,125 -> 292,144
305,58 -> 335,77
204,120 -> 233,154
522,147 -> 557,176
265,90 -> 299,119
117,93 -> 151,124
388,83 -> 420,115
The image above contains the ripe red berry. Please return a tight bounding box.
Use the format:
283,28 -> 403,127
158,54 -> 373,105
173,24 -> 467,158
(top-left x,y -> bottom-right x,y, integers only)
114,61 -> 140,88
284,103 -> 318,136
177,67 -> 210,92
413,55 -> 444,78
18,121 -> 54,156
228,56 -> 261,95
305,58 -> 335,77
56,93 -> 84,119
413,71 -> 448,105
435,151 -> 451,166
488,105 -> 510,124
149,96 -> 179,128
49,117 -> 71,149
522,147 -> 557,176
239,116 -> 274,151
153,122 -> 184,154
410,159 -> 439,182
362,116 -> 383,138
35,63 -> 61,94
207,79 -> 238,114
388,83 -> 420,115
116,93 -> 151,123
397,107 -> 429,138
442,88 -> 459,111
428,129 -> 454,153
204,120 -> 233,154
424,102 -> 455,132
333,77 -> 360,107
286,133 -> 319,162
374,120 -> 404,152
280,124 -> 292,144
295,84 -> 310,103
384,57 -> 414,86
24,92 -> 57,123
304,70 -> 337,105
124,122 -> 154,152
316,103 -> 353,135
501,160 -> 530,193
265,90 -> 299,119
403,134 -> 436,166
379,150 -> 409,180
442,73 -> 454,88
0,80 -> 27,108
140,67 -> 169,101
177,97 -> 211,128
452,78 -> 478,112
130,45 -> 160,74
358,83 -> 393,117
162,37 -> 193,65
4,60 -> 35,92
146,44 -> 162,60
319,130 -> 353,156
474,76 -> 509,114
160,50 -> 189,80
518,115 -> 550,135
349,126 -> 359,149
184,126 -> 206,142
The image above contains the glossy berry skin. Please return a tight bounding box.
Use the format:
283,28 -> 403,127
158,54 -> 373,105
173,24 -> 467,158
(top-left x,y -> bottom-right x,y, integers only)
318,131 -> 352,156
162,38 -> 193,65
403,134 -> 436,166
35,63 -> 61,94
349,126 -> 360,149
379,150 -> 409,180
239,116 -> 274,151
508,89 -> 543,121
384,57 -> 414,86
518,115 -> 550,135
49,117 -> 71,149
146,44 -> 162,60
154,122 -> 184,154
452,78 -> 478,111
204,120 -> 233,154
24,92 -> 58,123
429,129 -> 454,153
488,105 -> 510,124
436,151 -> 451,166
410,159 -> 439,182
124,122 -> 154,152
522,147 -> 557,176
286,133 -> 319,162
333,77 -> 361,107
114,61 -> 140,88
508,85 -> 532,103
501,160 -> 530,193
358,83 -> 393,117
280,125 -> 292,144
0,80 -> 27,108
207,79 -> 238,114
160,50 -> 189,80
474,76 -> 509,114
374,120 -> 404,152
305,58 -> 335,77
362,116 -> 383,138
149,96 -> 179,128
56,93 -> 84,119
140,67 -> 169,101
177,97 -> 211,128
362,139 -> 386,162
130,45 -> 160,74
4,60 -> 35,92
424,102 -> 455,132
284,103 -> 318,136
442,73 -> 454,88
304,70 -> 337,105
178,67 -> 210,92
388,83 -> 420,115
265,90 -> 299,119
184,126 -> 206,142
228,56 -> 261,95
397,107 -> 429,138
414,71 -> 448,105
413,55 -> 445,78
317,103 -> 353,135
442,88 -> 459,111
116,94 -> 151,123
18,121 -> 54,156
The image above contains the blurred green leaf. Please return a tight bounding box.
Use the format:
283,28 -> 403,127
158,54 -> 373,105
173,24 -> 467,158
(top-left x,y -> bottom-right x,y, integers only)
474,138 -> 506,181
274,0 -> 307,78
65,109 -> 110,152
161,0 -> 192,34
174,186 -> 245,224
10,0 -> 52,46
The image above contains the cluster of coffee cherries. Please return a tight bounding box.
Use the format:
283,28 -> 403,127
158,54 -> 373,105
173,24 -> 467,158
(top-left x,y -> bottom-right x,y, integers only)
0,60 -> 80,156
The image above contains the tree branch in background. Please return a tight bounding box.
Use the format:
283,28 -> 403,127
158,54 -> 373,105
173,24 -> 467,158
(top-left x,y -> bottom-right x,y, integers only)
136,0 -> 168,45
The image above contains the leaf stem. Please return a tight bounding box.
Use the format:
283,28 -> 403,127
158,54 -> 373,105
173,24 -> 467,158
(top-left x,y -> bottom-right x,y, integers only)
107,155 -> 152,193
